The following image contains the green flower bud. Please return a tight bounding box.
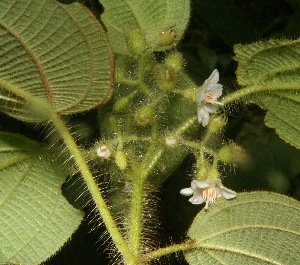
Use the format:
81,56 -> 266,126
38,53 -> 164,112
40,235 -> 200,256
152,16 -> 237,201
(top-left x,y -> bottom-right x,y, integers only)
126,30 -> 147,55
159,27 -> 177,47
165,51 -> 184,72
218,144 -> 247,164
134,106 -> 154,126
113,92 -> 137,113
115,150 -> 128,171
207,115 -> 227,133
113,97 -> 130,113
155,64 -> 176,92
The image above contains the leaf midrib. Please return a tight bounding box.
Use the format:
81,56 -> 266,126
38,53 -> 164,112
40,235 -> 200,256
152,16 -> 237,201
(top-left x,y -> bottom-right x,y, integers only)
0,21 -> 53,104
202,245 -> 282,265
198,224 -> 300,243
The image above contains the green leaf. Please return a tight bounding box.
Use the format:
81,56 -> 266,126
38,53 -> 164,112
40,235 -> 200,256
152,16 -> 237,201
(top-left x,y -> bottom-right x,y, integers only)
185,191 -> 300,265
0,0 -> 113,122
233,39 -> 300,149
100,0 -> 190,55
0,132 -> 83,264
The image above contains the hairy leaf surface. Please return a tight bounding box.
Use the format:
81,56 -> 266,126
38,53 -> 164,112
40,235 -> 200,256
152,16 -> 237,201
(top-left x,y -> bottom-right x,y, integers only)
0,0 -> 114,122
234,39 -> 300,149
0,132 -> 83,264
100,0 -> 190,54
185,192 -> 300,265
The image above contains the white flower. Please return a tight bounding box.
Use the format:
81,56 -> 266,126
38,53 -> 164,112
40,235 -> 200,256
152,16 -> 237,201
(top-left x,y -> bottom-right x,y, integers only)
96,145 -> 111,159
197,69 -> 224,127
180,179 -> 237,209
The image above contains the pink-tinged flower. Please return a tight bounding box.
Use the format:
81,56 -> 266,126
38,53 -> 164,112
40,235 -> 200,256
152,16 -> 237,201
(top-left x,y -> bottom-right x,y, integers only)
180,179 -> 237,209
197,69 -> 224,127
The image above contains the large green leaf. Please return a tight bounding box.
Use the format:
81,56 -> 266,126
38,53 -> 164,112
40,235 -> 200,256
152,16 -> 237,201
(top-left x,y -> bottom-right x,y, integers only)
0,0 -> 114,122
233,39 -> 300,149
185,192 -> 300,265
100,0 -> 190,55
0,132 -> 83,264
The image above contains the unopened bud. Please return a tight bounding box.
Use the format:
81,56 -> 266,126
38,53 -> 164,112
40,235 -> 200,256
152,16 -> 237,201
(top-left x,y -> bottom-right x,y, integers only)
115,150 -> 128,171
165,51 -> 184,72
155,64 -> 176,92
134,106 -> 154,126
96,145 -> 111,159
165,135 -> 178,148
113,97 -> 130,113
160,27 -> 177,47
218,144 -> 247,164
126,30 -> 147,55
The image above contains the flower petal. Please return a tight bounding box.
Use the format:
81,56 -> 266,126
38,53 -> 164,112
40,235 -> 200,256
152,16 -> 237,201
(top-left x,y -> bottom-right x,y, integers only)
188,191 -> 205,204
220,187 -> 237,199
202,104 -> 218,113
212,179 -> 222,187
203,69 -> 219,91
197,107 -> 210,126
209,83 -> 223,98
192,180 -> 210,189
180,187 -> 194,196
197,87 -> 206,103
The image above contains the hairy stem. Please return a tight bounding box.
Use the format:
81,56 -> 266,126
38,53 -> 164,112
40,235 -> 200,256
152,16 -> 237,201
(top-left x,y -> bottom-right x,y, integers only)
128,178 -> 144,256
221,83 -> 299,105
140,240 -> 198,262
128,144 -> 165,258
50,111 -> 136,265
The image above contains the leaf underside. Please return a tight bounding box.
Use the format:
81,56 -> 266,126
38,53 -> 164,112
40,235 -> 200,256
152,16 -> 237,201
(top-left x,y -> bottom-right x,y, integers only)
100,0 -> 190,55
0,0 -> 114,122
234,39 -> 300,149
185,191 -> 300,265
0,132 -> 83,264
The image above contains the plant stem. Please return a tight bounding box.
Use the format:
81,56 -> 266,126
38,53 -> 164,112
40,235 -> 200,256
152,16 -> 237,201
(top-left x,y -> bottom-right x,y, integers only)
50,111 -> 136,265
139,240 -> 198,262
138,54 -> 152,97
128,178 -> 144,256
128,144 -> 165,258
221,83 -> 299,105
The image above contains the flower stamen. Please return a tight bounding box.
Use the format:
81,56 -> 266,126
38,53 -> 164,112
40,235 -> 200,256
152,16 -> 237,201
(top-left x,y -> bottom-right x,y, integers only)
204,92 -> 215,103
204,92 -> 224,105
203,186 -> 217,208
